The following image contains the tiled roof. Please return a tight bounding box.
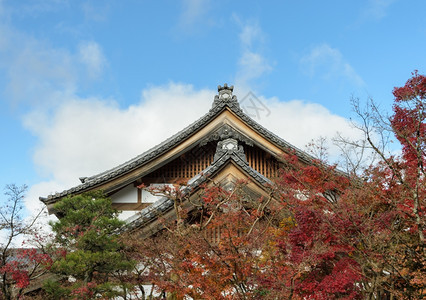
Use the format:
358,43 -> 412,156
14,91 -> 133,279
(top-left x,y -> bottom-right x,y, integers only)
40,84 -> 314,204
123,143 -> 273,232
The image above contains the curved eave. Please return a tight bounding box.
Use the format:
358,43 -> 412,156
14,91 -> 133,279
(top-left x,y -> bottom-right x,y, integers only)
40,103 -> 232,204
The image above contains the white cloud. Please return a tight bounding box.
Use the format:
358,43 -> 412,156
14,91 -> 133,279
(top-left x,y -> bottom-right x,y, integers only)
0,29 -> 77,107
177,0 -> 211,32
254,96 -> 364,158
0,29 -> 108,110
7,0 -> 69,18
81,1 -> 110,22
78,41 -> 106,79
363,0 -> 396,20
233,17 -> 272,91
22,83 -> 214,211
0,19 -> 110,230
300,43 -> 365,87
238,52 -> 272,85
238,20 -> 263,49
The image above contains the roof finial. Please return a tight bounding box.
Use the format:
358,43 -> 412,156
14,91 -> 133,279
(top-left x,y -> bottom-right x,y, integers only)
218,83 -> 234,93
212,83 -> 239,109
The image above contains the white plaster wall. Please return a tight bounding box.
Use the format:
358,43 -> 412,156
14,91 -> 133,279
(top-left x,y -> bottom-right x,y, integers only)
110,184 -> 137,203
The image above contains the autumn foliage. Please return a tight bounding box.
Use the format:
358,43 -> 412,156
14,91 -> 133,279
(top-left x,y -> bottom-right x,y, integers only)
2,72 -> 424,299
125,72 -> 425,299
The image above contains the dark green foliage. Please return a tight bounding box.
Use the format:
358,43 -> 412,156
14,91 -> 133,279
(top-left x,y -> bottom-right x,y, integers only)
45,191 -> 135,299
43,280 -> 71,299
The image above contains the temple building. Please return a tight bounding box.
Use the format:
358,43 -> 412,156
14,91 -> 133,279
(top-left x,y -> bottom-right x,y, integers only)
40,84 -> 315,235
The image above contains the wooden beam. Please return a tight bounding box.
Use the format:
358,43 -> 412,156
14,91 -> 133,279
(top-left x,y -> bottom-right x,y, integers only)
112,202 -> 152,211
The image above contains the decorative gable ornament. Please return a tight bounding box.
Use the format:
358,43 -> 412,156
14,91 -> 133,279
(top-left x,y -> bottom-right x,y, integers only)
212,83 -> 240,109
213,138 -> 247,163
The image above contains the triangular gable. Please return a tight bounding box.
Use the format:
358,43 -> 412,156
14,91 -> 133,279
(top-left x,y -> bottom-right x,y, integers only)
123,140 -> 273,236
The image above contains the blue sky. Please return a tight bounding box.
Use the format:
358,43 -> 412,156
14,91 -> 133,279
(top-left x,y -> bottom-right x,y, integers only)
0,0 -> 425,216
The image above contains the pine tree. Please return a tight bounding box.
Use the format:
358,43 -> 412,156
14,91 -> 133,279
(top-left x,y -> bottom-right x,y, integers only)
44,191 -> 135,299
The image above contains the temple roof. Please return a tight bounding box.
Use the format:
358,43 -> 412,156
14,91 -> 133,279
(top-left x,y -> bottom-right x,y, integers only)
123,140 -> 272,232
40,84 -> 315,204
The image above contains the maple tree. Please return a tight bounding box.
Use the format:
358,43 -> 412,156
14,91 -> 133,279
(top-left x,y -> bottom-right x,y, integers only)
123,181 -> 283,299
390,70 -> 425,244
272,72 -> 424,299
0,184 -> 51,300
124,71 -> 424,299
